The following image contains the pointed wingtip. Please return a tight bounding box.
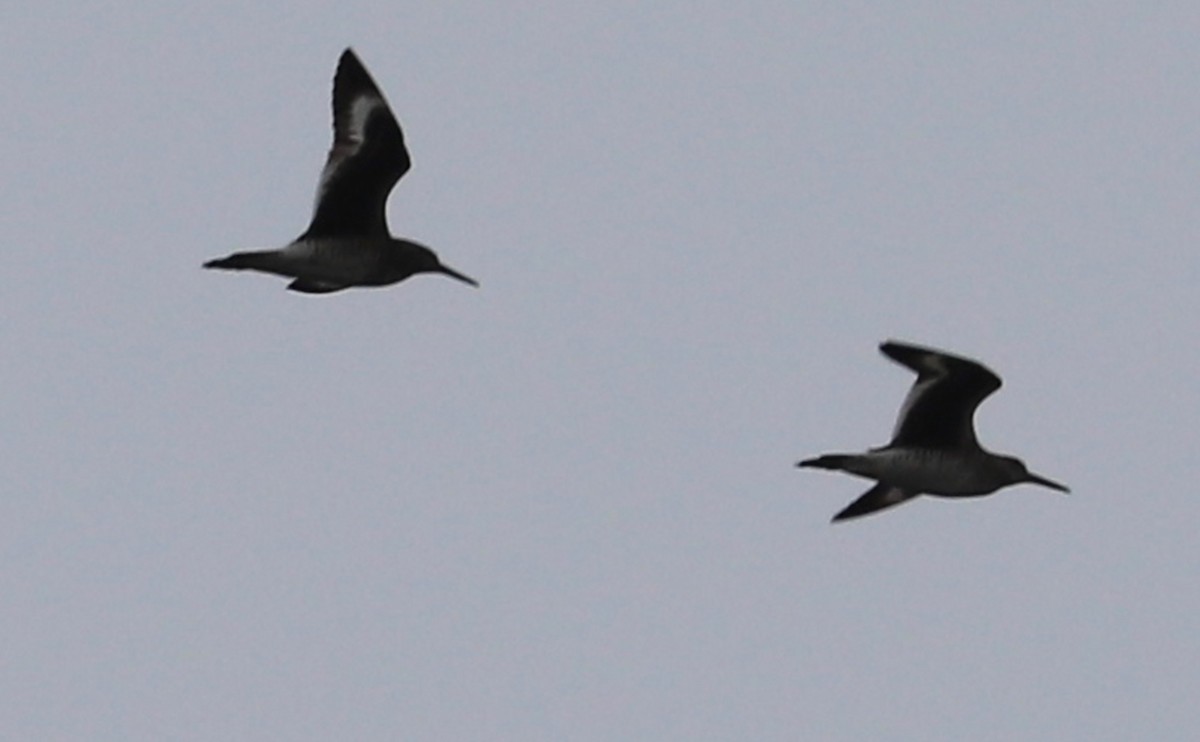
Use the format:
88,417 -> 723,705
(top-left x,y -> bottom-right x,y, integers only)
334,48 -> 372,84
880,339 -> 1003,393
830,506 -> 854,523
828,484 -> 918,523
830,502 -> 867,523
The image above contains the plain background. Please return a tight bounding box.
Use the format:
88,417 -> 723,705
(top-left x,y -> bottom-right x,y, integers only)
2,2 -> 1197,739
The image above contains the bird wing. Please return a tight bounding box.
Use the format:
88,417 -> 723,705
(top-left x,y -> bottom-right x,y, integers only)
881,341 -> 1002,449
832,483 -> 917,522
302,49 -> 411,240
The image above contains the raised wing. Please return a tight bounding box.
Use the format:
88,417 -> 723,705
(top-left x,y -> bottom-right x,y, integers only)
881,341 -> 1002,449
302,49 -> 411,239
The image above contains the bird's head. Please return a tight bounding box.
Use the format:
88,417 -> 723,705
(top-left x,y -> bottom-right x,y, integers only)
395,241 -> 478,287
998,455 -> 1070,493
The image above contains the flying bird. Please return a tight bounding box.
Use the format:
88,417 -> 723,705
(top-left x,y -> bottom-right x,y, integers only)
797,341 -> 1069,522
204,48 -> 477,294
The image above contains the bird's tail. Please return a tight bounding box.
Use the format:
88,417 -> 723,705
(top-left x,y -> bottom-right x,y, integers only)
796,454 -> 852,470
203,250 -> 282,272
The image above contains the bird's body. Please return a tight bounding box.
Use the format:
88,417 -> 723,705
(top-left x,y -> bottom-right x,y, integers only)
204,49 -> 476,294
798,341 -> 1068,522
805,447 -> 1026,496
207,237 -> 453,293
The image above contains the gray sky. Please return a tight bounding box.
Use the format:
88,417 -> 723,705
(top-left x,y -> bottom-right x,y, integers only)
2,2 -> 1198,739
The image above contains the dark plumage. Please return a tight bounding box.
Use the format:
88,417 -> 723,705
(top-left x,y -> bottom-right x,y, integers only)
798,341 -> 1069,522
204,49 -> 476,294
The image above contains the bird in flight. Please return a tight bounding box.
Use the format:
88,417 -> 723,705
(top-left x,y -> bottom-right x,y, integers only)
204,48 -> 477,294
798,341 -> 1069,522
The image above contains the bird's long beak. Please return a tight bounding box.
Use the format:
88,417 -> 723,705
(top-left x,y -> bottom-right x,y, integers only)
437,263 -> 479,287
1025,471 -> 1070,493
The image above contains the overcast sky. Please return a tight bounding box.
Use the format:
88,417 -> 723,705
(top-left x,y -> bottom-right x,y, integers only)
2,2 -> 1198,739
